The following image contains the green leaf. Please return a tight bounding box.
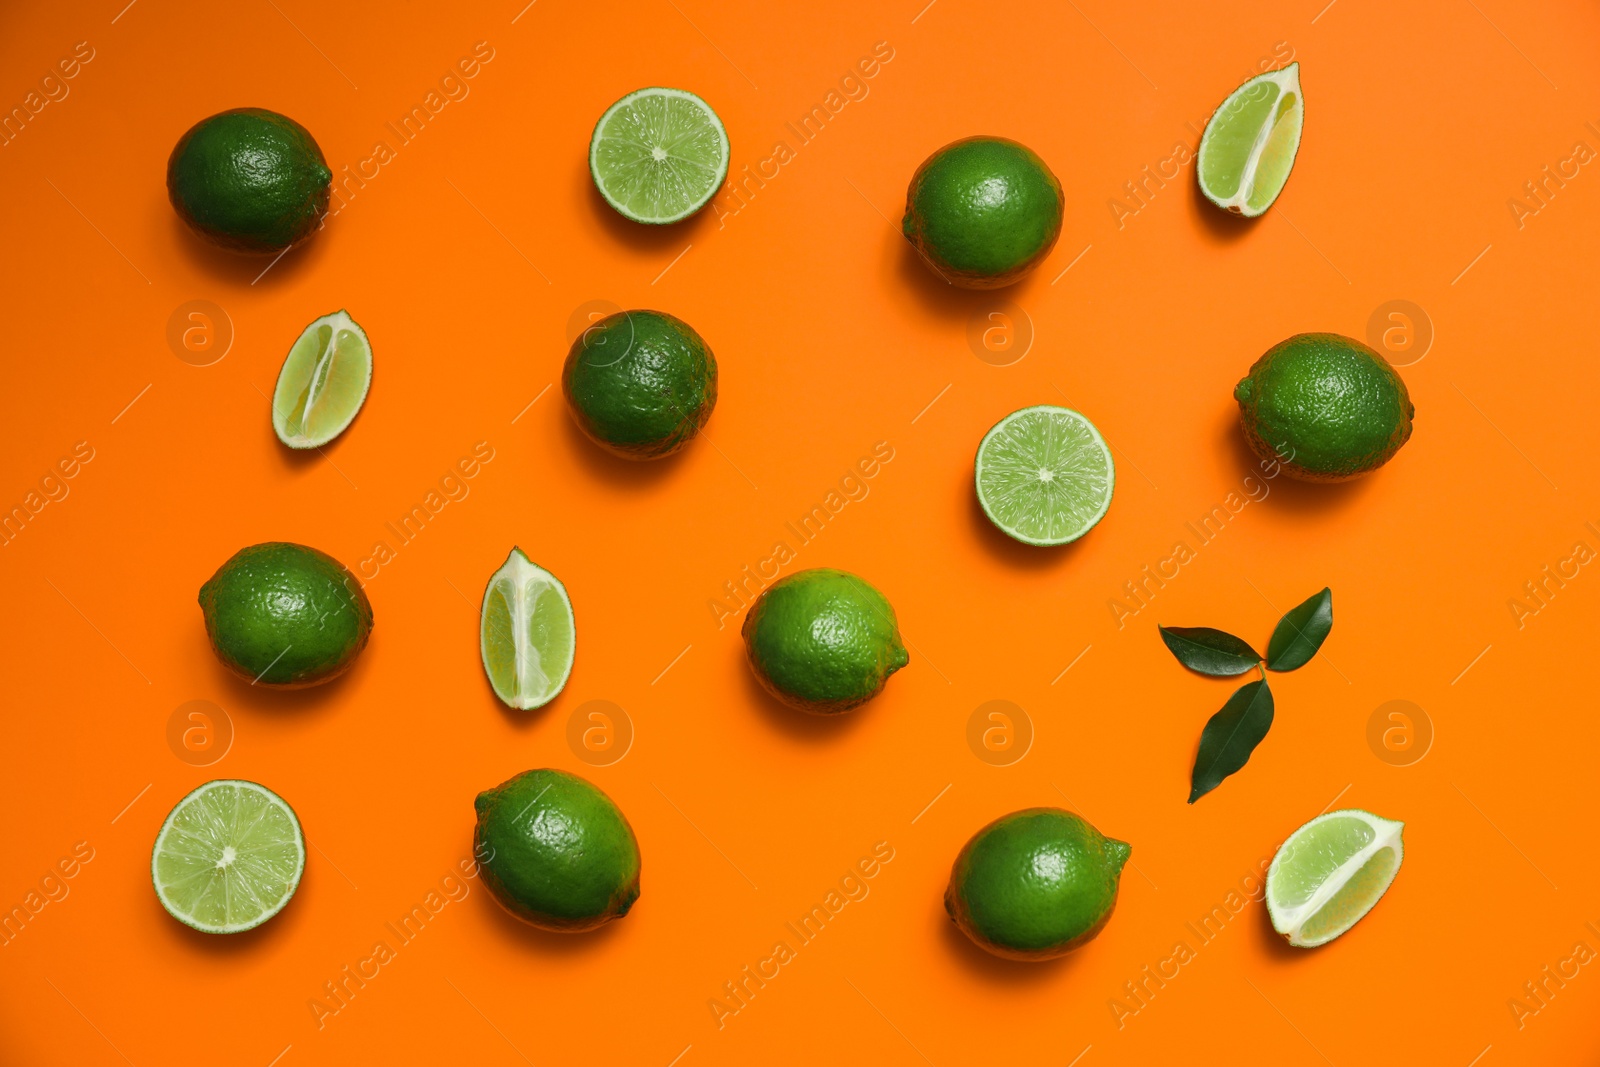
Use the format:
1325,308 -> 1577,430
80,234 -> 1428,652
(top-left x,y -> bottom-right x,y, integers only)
1265,588 -> 1333,672
1188,679 -> 1274,803
1158,626 -> 1262,676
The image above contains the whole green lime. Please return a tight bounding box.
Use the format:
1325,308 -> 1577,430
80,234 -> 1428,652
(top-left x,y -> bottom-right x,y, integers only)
167,108 -> 332,253
1235,332 -> 1414,481
741,568 -> 909,714
902,136 -> 1063,289
474,769 -> 641,932
562,309 -> 717,460
945,808 -> 1130,961
198,542 -> 372,688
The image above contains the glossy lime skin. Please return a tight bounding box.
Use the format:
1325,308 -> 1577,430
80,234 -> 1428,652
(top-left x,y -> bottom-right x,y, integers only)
902,137 -> 1063,289
945,808 -> 1130,961
562,310 -> 718,460
474,769 -> 641,932
198,543 -> 372,688
167,108 -> 332,253
742,568 -> 909,714
1235,333 -> 1414,481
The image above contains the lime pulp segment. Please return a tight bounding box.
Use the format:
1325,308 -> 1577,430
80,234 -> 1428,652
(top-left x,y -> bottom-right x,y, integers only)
589,88 -> 730,224
272,309 -> 372,448
1266,808 -> 1403,947
975,405 -> 1115,546
1197,62 -> 1303,217
480,548 -> 576,710
151,780 -> 305,933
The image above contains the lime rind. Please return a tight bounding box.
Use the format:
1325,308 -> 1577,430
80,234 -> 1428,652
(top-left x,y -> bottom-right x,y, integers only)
589,87 -> 730,224
1266,808 -> 1403,948
1197,62 -> 1303,218
151,779 -> 305,934
479,548 -> 576,710
975,405 -> 1115,547
272,309 -> 373,449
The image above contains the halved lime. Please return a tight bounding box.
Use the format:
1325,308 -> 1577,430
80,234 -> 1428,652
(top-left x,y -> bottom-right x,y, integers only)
589,87 -> 730,224
1267,808 -> 1403,948
272,309 -> 373,449
151,779 -> 305,934
975,405 -> 1115,546
1197,62 -> 1303,217
480,548 -> 576,710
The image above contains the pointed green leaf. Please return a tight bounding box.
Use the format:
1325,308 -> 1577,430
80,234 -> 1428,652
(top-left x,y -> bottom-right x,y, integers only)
1159,626 -> 1262,676
1188,679 -> 1274,803
1265,588 -> 1333,672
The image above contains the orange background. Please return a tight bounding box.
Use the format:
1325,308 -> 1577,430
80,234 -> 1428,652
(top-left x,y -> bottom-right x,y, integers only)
2,0 -> 1598,1063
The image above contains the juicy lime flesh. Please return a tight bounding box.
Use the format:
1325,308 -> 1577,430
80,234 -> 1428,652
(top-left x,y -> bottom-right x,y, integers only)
976,407 -> 1114,545
1200,81 -> 1282,200
591,89 -> 728,223
483,584 -> 518,696
1269,814 -> 1375,910
562,310 -> 717,459
903,137 -> 1063,286
1236,333 -> 1413,479
1246,91 -> 1302,213
274,312 -> 371,448
949,809 -> 1129,957
167,108 -> 331,252
742,568 -> 908,712
481,551 -> 574,710
198,542 -> 373,687
1295,845 -> 1398,944
153,781 -> 304,932
474,769 -> 640,930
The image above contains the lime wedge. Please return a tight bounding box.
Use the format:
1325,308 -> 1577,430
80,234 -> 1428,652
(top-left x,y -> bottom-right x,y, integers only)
480,548 -> 576,710
151,780 -> 305,934
975,405 -> 1115,546
272,309 -> 372,449
1197,62 -> 1303,217
1267,808 -> 1403,947
589,87 -> 730,224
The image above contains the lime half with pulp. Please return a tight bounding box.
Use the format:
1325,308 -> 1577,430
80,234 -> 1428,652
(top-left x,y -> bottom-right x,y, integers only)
480,548 -> 576,710
151,779 -> 305,934
1266,808 -> 1403,948
1197,62 -> 1303,217
975,405 -> 1114,546
589,87 -> 730,224
272,309 -> 372,449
